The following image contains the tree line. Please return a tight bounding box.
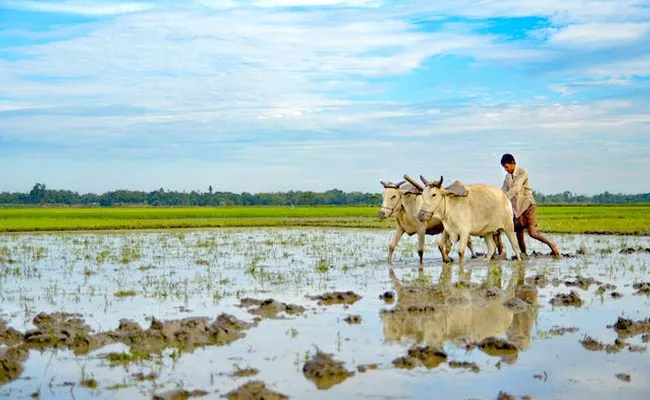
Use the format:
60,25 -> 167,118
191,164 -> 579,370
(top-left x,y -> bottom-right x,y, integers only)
0,184 -> 648,206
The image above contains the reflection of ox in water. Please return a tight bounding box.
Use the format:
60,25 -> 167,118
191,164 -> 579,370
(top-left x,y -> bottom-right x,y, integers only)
378,178 -> 483,265
381,265 -> 537,361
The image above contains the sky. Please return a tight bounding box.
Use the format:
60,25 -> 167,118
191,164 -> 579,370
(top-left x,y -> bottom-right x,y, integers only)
1,0 -> 649,195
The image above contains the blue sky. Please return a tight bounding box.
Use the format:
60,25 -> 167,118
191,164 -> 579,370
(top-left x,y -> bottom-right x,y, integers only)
1,0 -> 649,195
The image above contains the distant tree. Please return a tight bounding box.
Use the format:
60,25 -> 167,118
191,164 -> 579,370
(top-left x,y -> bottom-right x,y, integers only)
28,183 -> 47,204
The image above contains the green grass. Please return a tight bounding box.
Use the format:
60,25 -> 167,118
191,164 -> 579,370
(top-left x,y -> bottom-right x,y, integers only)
0,205 -> 648,235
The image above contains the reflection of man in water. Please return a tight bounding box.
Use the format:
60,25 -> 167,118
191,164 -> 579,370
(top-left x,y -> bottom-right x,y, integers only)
500,153 -> 560,257
381,266 -> 536,356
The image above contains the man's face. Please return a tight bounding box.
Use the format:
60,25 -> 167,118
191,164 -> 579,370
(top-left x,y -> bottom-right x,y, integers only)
503,162 -> 516,174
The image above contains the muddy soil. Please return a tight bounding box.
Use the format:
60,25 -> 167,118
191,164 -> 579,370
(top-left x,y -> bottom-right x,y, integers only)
632,282 -> 650,295
238,298 -> 306,318
356,363 -> 378,373
608,317 -> 650,339
224,381 -> 288,400
343,315 -> 362,324
378,291 -> 395,303
448,360 -> 480,373
302,350 -> 354,390
549,291 -> 583,307
547,327 -> 579,336
615,373 -> 632,382
564,276 -> 601,290
473,337 -> 519,357
0,312 -> 254,386
153,389 -> 210,400
393,346 -> 448,370
309,291 -> 362,305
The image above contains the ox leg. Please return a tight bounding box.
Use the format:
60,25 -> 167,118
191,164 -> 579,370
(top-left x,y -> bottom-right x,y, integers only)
467,236 -> 477,258
495,232 -> 504,256
417,229 -> 425,266
505,229 -> 522,261
388,227 -> 404,265
438,231 -> 453,263
457,233 -> 469,264
485,234 -> 497,261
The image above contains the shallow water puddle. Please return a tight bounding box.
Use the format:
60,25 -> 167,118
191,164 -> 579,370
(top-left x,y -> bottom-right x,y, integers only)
1,229 -> 649,399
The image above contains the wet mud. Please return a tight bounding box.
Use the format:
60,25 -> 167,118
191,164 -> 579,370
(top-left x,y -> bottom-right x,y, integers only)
549,291 -> 583,307
615,373 -> 631,382
0,312 -> 254,386
448,360 -> 480,373
343,315 -> 362,324
547,327 -> 579,336
224,381 -> 288,400
153,389 -> 209,400
608,317 -> 650,339
302,350 -> 354,390
238,298 -> 306,318
356,363 -> 378,373
632,282 -> 650,295
309,291 -> 362,306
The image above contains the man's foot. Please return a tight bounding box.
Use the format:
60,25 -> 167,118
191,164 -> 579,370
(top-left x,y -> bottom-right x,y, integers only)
550,244 -> 560,257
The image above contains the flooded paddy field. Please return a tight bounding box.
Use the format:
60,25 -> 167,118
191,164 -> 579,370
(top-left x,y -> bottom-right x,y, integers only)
1,228 -> 649,399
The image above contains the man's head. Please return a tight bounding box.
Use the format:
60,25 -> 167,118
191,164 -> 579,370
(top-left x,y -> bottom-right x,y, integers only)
500,153 -> 516,174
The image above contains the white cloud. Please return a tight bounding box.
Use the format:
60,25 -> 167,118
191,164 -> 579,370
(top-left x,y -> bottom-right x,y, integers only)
546,22 -> 650,48
3,0 -> 155,15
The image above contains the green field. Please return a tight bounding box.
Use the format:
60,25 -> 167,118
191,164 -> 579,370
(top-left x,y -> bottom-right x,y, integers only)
0,205 -> 648,235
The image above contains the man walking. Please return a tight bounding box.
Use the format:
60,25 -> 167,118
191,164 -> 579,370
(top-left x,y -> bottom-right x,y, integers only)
500,154 -> 560,257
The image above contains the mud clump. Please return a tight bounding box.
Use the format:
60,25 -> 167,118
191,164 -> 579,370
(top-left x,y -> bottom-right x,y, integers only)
448,360 -> 480,373
596,283 -> 617,295
393,346 -> 448,370
343,315 -> 362,324
642,334 -> 649,343
526,274 -> 548,287
303,350 -> 354,390
608,317 -> 650,339
580,336 -> 635,354
619,247 -> 650,254
0,320 -> 22,346
549,291 -> 583,307
379,291 -> 395,304
580,336 -> 604,351
23,312 -> 93,349
615,373 -> 631,382
225,381 -> 288,400
310,291 -> 362,306
238,298 -> 305,319
0,346 -> 29,386
356,363 -> 378,373
496,392 -> 532,400
632,282 -> 650,295
230,367 -> 259,378
474,337 -> 519,357
564,276 -> 601,290
548,327 -> 579,336
153,389 -> 209,399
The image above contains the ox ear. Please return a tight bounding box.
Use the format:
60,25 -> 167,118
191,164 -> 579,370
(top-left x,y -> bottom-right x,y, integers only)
444,180 -> 468,197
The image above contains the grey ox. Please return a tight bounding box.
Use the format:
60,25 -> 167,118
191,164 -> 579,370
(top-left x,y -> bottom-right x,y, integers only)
378,178 -> 476,265
417,176 -> 521,262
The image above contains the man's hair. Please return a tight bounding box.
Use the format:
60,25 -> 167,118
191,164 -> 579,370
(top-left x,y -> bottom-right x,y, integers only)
500,153 -> 516,166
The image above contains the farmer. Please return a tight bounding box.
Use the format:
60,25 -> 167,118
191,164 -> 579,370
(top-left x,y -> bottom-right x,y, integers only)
500,153 -> 560,257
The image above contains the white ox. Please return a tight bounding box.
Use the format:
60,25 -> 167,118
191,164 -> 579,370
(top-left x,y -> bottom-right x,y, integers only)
417,176 -> 521,262
378,179 -> 476,265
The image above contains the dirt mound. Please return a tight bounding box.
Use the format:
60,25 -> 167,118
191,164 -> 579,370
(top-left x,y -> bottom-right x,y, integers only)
393,346 -> 448,370
356,363 -> 378,373
23,312 -> 92,349
564,276 -> 601,290
595,283 -> 617,295
238,298 -> 305,318
549,291 -> 583,307
225,381 -> 288,400
526,274 -> 548,287
379,291 -> 395,303
343,315 -> 362,324
153,389 -> 209,399
473,337 -> 519,357
0,346 -> 29,386
448,360 -> 480,373
633,282 -> 650,295
608,317 -> 650,339
303,350 -> 354,389
547,327 -> 579,336
310,291 -> 362,306
0,320 -> 22,346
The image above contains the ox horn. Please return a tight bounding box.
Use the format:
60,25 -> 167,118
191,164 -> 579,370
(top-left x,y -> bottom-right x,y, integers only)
433,176 -> 443,188
395,180 -> 406,188
420,175 -> 431,186
403,175 -> 424,191
380,180 -> 389,188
